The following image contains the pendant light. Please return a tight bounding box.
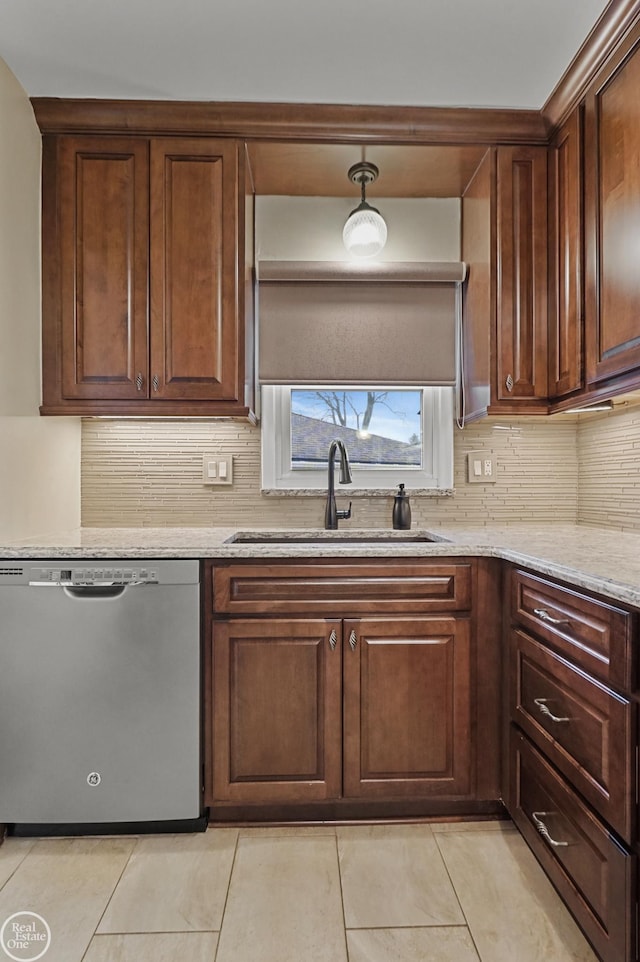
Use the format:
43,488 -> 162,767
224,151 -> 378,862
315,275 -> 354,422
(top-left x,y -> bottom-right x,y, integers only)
342,161 -> 387,257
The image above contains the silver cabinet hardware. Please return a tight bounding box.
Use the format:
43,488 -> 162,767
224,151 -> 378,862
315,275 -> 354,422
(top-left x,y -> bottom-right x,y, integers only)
505,373 -> 514,392
329,629 -> 337,651
152,374 -> 160,392
532,811 -> 569,847
349,629 -> 357,651
533,697 -> 570,724
533,607 -> 570,626
135,372 -> 144,392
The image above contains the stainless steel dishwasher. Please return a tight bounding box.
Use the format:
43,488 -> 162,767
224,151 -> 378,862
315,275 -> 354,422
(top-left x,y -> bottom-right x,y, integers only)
0,559 -> 203,832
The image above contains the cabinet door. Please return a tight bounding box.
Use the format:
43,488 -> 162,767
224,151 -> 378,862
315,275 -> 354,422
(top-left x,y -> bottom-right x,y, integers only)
495,146 -> 548,405
342,617 -> 471,798
211,618 -> 342,804
549,108 -> 583,399
58,137 -> 149,399
150,138 -> 241,401
585,38 -> 640,387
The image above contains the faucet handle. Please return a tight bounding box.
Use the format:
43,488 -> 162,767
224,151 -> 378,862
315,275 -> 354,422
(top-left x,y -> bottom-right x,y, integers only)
336,501 -> 352,521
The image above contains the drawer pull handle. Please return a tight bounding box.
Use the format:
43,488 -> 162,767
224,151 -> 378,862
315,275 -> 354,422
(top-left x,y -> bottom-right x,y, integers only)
533,697 -> 570,724
329,629 -> 337,651
349,630 -> 357,651
532,811 -> 569,848
533,607 -> 570,627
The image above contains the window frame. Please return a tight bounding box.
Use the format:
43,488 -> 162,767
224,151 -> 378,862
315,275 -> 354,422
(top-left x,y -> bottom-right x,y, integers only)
261,385 -> 454,491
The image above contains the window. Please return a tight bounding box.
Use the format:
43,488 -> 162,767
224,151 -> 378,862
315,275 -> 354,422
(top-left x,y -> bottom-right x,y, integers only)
261,385 -> 454,491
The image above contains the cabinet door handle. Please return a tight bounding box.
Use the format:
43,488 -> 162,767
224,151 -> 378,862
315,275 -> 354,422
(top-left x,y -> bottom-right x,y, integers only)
152,374 -> 160,392
505,373 -> 514,392
349,630 -> 357,651
533,697 -> 570,724
533,607 -> 570,627
135,372 -> 144,392
329,629 -> 337,651
531,811 -> 569,848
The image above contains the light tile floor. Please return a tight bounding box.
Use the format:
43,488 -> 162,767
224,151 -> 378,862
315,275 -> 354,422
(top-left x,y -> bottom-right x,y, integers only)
0,820 -> 598,962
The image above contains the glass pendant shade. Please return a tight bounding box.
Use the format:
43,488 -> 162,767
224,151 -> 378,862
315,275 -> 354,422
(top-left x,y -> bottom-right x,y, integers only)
343,201 -> 388,257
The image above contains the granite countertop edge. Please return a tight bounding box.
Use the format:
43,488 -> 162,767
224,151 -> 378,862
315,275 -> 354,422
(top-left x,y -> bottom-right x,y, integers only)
1,524 -> 639,608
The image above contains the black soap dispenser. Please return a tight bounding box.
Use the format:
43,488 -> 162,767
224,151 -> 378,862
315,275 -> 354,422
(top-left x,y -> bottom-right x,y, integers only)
392,483 -> 411,530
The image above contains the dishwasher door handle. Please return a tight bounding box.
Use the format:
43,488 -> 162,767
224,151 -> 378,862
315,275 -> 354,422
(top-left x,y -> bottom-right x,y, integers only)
28,582 -> 147,600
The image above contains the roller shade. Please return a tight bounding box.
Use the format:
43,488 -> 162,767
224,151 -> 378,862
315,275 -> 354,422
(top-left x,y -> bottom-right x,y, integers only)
258,261 -> 466,386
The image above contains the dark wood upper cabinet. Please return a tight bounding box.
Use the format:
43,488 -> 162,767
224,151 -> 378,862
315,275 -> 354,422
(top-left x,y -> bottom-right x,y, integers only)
149,139 -> 242,402
495,146 -> 548,407
57,137 -> 149,401
585,31 -> 640,391
41,135 -> 254,416
548,108 -> 584,400
461,145 -> 548,420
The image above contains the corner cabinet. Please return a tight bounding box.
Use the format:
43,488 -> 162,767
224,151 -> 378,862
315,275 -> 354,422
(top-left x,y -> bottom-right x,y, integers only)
461,145 -> 548,422
584,26 -> 640,394
41,135 -> 255,417
205,558 -> 501,820
548,107 -> 584,402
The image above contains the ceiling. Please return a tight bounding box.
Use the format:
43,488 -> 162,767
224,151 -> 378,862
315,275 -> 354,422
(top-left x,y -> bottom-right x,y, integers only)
1,0 -> 609,110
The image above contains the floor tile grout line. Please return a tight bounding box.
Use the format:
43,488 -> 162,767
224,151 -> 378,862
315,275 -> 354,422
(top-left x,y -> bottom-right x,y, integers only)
432,832 -> 484,962
84,834 -> 140,952
82,928 -> 222,936
344,923 -> 471,931
334,832 -> 351,962
212,827 -> 241,962
0,837 -> 37,894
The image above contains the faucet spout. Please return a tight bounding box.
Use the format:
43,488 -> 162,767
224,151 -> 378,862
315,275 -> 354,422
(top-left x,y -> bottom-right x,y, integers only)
325,439 -> 353,530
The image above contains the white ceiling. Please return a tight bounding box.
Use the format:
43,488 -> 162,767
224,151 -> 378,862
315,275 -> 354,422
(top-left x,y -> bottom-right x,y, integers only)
1,0 -> 609,109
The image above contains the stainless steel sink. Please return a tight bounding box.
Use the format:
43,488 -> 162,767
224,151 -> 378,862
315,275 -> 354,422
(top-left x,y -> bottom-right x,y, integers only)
225,531 -> 448,545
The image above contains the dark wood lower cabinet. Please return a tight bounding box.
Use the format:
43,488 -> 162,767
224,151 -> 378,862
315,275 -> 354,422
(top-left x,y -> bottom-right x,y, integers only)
211,618 -> 342,804
343,617 -> 471,798
509,729 -> 635,962
210,614 -> 473,808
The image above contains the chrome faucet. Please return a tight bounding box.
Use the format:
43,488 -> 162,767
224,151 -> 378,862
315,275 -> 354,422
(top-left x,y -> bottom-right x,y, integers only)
325,439 -> 353,529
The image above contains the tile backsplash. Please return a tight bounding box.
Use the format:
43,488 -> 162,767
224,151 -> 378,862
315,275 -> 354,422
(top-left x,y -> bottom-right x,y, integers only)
81,416 -> 579,528
577,403 -> 640,531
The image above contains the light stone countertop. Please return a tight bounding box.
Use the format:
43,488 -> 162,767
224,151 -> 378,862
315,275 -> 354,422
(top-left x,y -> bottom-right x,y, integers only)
1,523 -> 640,608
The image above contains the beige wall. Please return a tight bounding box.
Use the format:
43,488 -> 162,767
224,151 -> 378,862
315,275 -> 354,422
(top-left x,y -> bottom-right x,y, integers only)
256,196 -> 460,263
81,416 -> 579,527
0,57 -> 80,539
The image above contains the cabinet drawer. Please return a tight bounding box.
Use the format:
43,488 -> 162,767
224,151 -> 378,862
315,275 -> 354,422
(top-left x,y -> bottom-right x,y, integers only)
511,569 -> 633,689
511,629 -> 634,842
510,729 -> 635,962
213,561 -> 472,615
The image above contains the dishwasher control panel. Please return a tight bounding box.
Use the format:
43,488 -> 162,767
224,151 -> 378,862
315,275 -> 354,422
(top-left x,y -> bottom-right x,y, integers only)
32,566 -> 159,586
0,559 -> 199,587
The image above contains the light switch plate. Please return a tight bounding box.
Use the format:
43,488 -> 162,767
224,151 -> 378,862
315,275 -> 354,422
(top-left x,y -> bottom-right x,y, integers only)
467,451 -> 497,483
202,453 -> 233,485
